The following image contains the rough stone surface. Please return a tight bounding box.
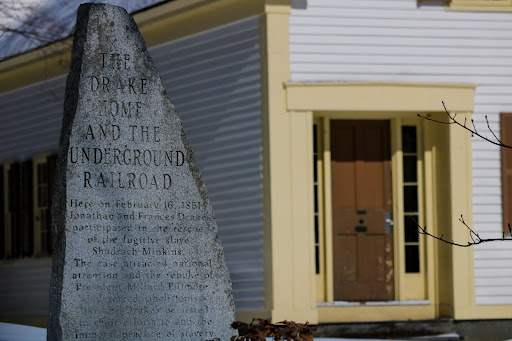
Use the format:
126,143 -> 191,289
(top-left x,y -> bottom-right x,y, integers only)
47,4 -> 235,340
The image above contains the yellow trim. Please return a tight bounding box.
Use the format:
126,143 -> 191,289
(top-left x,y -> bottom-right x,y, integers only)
448,6 -> 512,11
314,118 -> 327,302
259,9 -> 273,324
0,44 -> 71,94
448,112 -> 476,319
424,113 -> 454,317
414,120 -> 437,302
291,110 -> 317,316
322,118 -> 334,303
429,113 -> 512,319
449,0 -> 512,11
392,117 -> 405,300
317,113 -> 429,305
0,316 -> 47,329
423,118 -> 439,317
417,122 -> 428,301
260,0 -> 318,323
235,310 -> 271,323
137,0 -> 266,52
292,83 -> 476,323
400,121 -> 427,300
285,82 -> 475,113
318,304 -> 435,323
0,0 -> 268,94
451,0 -> 511,5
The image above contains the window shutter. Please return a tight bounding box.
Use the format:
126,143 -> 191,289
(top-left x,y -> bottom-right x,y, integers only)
418,0 -> 450,3
8,162 -> 21,257
501,113 -> 512,234
21,160 -> 33,257
0,165 -> 3,258
419,0 -> 511,5
46,153 -> 57,255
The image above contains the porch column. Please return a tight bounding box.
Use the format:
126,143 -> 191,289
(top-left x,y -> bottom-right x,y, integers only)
447,111 -> 475,319
260,0 -> 318,323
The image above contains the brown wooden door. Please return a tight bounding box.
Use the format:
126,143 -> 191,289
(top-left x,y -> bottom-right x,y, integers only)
331,120 -> 393,301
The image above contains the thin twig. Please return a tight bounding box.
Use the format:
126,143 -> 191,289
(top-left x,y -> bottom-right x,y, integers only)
415,102 -> 512,246
417,101 -> 512,149
414,216 -> 512,247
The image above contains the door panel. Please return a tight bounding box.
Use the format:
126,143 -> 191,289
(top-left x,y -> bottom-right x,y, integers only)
331,120 -> 393,301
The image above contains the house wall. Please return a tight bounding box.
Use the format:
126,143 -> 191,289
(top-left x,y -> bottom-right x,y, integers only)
152,16 -> 264,311
289,0 -> 512,305
0,77 -> 64,161
0,16 -> 264,314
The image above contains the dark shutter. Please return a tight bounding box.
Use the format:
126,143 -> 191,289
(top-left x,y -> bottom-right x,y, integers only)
47,153 -> 57,255
418,0 -> 450,3
21,160 -> 33,257
8,162 -> 21,258
0,165 -> 4,259
501,113 -> 512,234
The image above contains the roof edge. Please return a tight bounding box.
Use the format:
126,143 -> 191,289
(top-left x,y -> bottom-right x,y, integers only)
0,0 -> 268,93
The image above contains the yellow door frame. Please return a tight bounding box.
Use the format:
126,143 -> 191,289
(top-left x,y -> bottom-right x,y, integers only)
315,112 -> 428,303
283,81 -> 479,322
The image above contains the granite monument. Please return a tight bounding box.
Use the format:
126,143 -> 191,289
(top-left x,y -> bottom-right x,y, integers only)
47,4 -> 235,340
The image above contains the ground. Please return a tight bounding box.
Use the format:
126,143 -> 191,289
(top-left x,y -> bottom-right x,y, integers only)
0,322 -> 469,341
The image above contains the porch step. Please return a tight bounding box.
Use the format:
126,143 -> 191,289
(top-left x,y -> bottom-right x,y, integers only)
408,333 -> 462,340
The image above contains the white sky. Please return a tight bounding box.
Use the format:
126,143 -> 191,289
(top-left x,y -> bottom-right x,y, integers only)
0,0 -> 165,61
0,0 -> 44,28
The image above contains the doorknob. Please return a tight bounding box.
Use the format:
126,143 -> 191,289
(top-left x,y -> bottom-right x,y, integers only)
385,212 -> 393,234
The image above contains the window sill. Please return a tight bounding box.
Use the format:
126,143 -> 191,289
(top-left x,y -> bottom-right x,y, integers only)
447,5 -> 512,11
317,300 -> 430,307
0,256 -> 52,265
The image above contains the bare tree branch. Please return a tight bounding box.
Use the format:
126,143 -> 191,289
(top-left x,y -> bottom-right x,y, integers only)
416,102 -> 512,246
418,101 -> 512,149
414,216 -> 512,247
0,0 -> 72,58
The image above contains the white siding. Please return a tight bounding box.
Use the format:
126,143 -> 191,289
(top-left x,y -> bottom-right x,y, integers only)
0,259 -> 51,319
0,16 -> 264,311
0,76 -> 65,160
290,0 -> 512,305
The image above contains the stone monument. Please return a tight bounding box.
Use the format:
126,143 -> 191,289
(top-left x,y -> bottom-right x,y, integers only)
47,4 -> 235,340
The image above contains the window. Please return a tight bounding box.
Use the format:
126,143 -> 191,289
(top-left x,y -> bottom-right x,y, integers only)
2,153 -> 56,258
402,126 -> 420,273
313,124 -> 320,275
32,153 -> 56,256
313,119 -> 327,302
